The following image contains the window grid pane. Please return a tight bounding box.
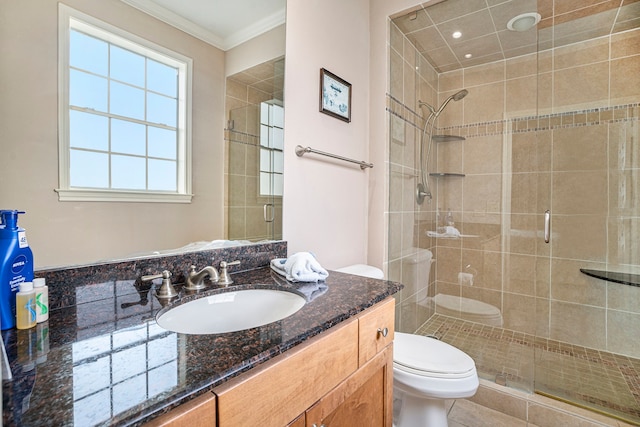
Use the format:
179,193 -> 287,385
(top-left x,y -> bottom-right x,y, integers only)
68,28 -> 180,193
259,103 -> 284,197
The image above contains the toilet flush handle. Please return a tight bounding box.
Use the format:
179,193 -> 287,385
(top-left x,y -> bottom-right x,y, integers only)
377,327 -> 389,338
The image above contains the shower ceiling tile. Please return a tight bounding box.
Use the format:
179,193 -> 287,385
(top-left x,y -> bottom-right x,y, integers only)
497,28 -> 537,52
553,0 -> 619,17
502,44 -> 538,61
423,46 -> 460,72
537,0 -> 554,20
436,9 -> 496,44
406,25 -> 448,52
391,7 -> 433,35
451,33 -> 503,62
394,0 -> 639,72
488,0 -> 538,31
425,0 -> 487,24
461,52 -> 505,68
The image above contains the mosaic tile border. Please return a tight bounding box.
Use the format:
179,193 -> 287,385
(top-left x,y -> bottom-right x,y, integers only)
386,94 -> 640,140
418,314 -> 640,424
225,129 -> 260,146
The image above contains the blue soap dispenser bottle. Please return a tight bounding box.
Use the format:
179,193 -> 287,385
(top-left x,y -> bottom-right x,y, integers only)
0,210 -> 34,330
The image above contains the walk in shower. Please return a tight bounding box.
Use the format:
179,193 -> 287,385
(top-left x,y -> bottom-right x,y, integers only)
386,0 -> 640,424
225,57 -> 285,242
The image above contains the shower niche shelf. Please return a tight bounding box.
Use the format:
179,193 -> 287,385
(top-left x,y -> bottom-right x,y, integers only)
580,269 -> 640,287
429,172 -> 465,177
432,135 -> 465,142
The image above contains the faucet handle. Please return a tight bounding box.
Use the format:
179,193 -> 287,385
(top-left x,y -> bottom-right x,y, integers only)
141,270 -> 178,299
219,260 -> 240,286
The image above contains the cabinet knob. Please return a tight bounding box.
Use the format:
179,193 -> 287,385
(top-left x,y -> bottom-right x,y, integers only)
377,327 -> 389,338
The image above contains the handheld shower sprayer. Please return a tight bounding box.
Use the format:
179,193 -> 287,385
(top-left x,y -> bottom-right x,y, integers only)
416,89 -> 469,205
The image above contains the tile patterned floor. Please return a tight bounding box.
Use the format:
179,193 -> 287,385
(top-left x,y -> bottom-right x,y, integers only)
417,315 -> 640,425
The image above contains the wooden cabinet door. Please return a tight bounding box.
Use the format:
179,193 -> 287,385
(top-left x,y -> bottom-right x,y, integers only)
214,319 -> 359,427
306,346 -> 393,427
143,391 -> 217,427
358,298 -> 395,367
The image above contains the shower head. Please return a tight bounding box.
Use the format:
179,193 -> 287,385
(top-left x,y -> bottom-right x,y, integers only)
452,89 -> 468,101
434,89 -> 468,117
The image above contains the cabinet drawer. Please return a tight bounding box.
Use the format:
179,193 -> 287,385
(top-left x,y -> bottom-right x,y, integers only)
214,318 -> 359,427
358,298 -> 395,366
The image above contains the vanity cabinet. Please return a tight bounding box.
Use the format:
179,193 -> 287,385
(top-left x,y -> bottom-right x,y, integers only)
144,298 -> 395,426
214,297 -> 395,427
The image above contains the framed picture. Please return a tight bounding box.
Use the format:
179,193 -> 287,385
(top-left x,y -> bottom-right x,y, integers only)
319,68 -> 351,122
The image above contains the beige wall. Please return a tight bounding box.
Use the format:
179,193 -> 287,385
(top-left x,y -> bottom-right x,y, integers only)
0,0 -> 226,268
282,0 -> 372,269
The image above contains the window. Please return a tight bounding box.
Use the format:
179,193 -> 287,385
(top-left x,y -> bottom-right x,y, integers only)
56,5 -> 192,202
259,101 -> 284,197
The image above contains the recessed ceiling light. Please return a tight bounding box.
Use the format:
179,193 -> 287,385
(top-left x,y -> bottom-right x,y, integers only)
507,12 -> 541,32
452,31 -> 462,39
464,53 -> 472,59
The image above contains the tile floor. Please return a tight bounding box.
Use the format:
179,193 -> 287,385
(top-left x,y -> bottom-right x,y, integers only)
418,315 -> 640,426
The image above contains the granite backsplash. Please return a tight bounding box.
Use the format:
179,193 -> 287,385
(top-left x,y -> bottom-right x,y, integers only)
35,241 -> 287,312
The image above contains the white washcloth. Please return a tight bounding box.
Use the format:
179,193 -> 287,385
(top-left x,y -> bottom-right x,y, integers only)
270,252 -> 329,282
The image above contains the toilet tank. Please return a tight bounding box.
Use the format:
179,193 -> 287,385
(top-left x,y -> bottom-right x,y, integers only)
401,248 -> 433,299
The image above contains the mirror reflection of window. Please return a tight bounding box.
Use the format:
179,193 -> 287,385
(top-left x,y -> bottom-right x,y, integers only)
71,280 -> 178,424
259,101 -> 284,197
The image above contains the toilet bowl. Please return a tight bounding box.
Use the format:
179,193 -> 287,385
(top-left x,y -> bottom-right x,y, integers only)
394,332 -> 478,427
336,263 -> 479,427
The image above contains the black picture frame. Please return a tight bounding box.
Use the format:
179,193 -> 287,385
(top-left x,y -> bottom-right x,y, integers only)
319,68 -> 351,122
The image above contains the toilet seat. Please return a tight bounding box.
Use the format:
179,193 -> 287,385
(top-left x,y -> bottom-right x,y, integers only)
394,332 -> 476,379
426,294 -> 504,327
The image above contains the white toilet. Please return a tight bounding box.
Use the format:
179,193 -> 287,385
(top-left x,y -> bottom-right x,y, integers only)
393,332 -> 478,427
336,260 -> 479,427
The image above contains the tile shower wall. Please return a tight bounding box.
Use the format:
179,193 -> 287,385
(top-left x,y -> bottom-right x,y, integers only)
387,21 -> 439,333
387,23 -> 640,360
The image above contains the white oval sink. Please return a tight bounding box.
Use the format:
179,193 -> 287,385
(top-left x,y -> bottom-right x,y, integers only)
156,288 -> 306,334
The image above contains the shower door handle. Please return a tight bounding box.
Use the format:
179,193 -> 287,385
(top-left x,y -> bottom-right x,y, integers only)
263,204 -> 275,223
544,210 -> 550,243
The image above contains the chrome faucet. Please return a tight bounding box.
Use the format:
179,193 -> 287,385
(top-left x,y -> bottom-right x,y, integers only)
218,260 -> 241,286
141,270 -> 178,299
185,265 -> 219,290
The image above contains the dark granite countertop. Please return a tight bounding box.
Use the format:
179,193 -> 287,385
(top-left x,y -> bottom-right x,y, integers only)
2,265 -> 402,426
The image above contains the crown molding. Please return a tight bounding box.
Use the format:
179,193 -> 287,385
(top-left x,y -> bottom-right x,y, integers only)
120,0 -> 285,51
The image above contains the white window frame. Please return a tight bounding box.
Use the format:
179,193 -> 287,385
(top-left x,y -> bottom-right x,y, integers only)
56,4 -> 193,203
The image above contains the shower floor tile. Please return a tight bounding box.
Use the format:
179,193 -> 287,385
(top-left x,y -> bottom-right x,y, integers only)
417,314 -> 640,425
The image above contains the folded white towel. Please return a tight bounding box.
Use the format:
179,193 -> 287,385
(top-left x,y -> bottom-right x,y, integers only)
270,252 -> 329,282
270,258 -> 288,277
427,226 -> 470,238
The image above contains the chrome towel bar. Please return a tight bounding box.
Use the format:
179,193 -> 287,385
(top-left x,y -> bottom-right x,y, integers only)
295,145 -> 373,170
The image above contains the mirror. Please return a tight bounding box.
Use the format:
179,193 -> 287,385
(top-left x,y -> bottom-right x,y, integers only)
0,1 -> 285,269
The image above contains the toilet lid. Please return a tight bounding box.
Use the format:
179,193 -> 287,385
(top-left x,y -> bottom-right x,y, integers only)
394,332 -> 475,375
